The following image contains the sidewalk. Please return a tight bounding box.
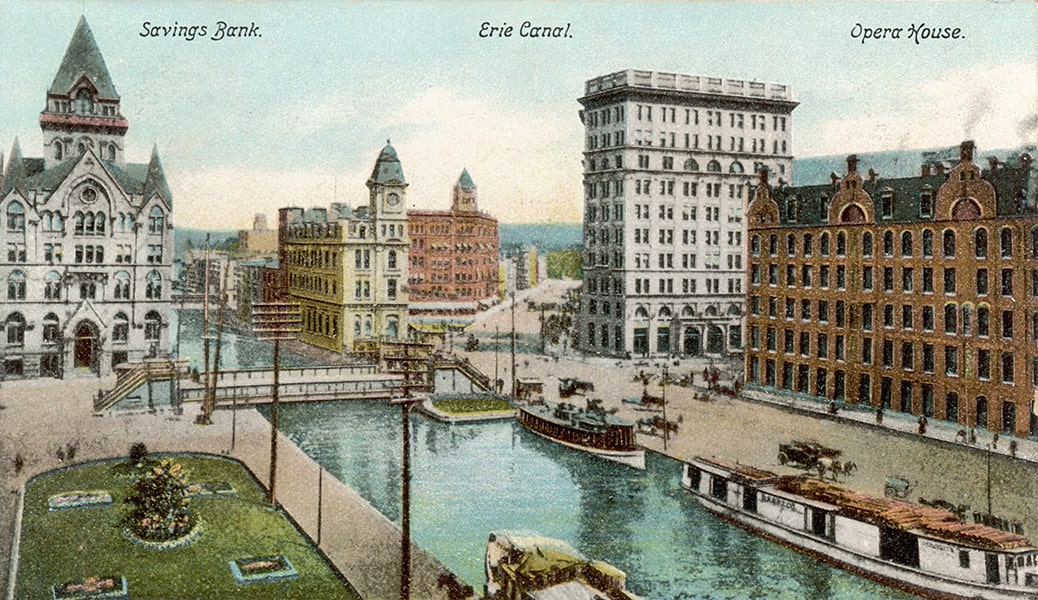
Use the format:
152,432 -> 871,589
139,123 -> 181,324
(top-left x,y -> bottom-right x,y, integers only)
739,385 -> 1038,464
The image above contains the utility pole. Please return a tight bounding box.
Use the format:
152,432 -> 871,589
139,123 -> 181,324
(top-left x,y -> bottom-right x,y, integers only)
202,235 -> 211,420
662,365 -> 669,452
205,261 -> 230,424
510,291 -> 517,398
494,325 -> 499,394
251,301 -> 301,506
390,344 -> 425,600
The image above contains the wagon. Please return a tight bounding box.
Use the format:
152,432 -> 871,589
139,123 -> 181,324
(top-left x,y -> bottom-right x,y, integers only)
884,476 -> 916,499
558,378 -> 594,398
777,441 -> 841,470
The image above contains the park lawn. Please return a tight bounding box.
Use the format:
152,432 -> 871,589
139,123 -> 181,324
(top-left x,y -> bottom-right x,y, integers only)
433,397 -> 514,415
16,454 -> 356,600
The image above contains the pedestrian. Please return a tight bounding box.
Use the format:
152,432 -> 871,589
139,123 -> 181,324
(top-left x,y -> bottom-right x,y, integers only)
828,401 -> 838,415
1009,440 -> 1018,458
876,407 -> 884,424
917,416 -> 927,435
992,432 -> 999,450
56,447 -> 65,463
14,454 -> 24,474
969,428 -> 977,445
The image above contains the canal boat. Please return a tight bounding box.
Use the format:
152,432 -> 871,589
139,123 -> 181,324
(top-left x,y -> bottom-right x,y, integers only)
484,531 -> 641,600
682,456 -> 1038,600
517,398 -> 645,469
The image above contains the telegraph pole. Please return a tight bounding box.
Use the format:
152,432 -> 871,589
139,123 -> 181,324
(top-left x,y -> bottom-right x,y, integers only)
494,325 -> 499,394
662,365 -> 669,452
510,291 -> 517,398
391,344 -> 425,600
205,260 -> 230,424
251,301 -> 301,506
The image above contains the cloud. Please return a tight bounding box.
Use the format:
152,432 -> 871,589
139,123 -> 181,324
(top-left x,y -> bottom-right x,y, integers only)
800,62 -> 1037,156
376,86 -> 583,223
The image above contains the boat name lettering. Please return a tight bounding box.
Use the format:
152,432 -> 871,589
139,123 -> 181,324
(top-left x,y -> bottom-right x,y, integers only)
760,493 -> 797,511
919,538 -> 955,555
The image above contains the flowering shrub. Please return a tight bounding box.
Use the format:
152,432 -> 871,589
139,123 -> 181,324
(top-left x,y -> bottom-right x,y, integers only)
124,460 -> 195,542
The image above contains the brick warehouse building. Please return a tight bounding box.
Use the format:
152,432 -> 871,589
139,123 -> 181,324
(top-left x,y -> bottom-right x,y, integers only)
407,168 -> 499,325
0,17 -> 174,379
744,141 -> 1037,438
575,69 -> 797,359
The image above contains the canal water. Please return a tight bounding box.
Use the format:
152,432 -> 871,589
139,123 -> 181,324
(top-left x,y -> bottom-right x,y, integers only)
264,401 -> 917,600
173,310 -> 914,599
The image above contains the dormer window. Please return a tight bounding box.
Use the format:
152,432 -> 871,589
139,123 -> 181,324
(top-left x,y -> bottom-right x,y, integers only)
75,89 -> 94,115
919,189 -> 934,218
881,190 -> 894,219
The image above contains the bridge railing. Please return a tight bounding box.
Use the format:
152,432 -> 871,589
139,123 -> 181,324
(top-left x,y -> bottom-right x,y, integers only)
179,376 -> 401,404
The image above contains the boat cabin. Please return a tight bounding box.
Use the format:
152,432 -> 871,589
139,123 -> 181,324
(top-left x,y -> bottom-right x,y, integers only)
684,458 -> 1038,589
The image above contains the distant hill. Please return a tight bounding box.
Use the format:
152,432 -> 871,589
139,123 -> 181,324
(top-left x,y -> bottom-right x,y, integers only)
794,144 -> 1035,186
174,227 -> 238,260
500,222 -> 582,253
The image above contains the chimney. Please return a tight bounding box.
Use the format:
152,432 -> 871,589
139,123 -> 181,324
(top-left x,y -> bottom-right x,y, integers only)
868,168 -> 878,182
960,140 -> 976,164
1019,153 -> 1032,171
846,154 -> 859,175
830,171 -> 840,186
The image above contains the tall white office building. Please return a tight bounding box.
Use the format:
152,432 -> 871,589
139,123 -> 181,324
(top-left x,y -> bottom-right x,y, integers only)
576,70 -> 797,358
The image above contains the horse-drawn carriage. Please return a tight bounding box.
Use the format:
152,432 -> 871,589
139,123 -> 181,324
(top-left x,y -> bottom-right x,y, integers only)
558,378 -> 594,398
778,441 -> 856,480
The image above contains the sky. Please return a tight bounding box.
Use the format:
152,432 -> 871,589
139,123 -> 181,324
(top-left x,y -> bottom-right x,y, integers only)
0,0 -> 1035,228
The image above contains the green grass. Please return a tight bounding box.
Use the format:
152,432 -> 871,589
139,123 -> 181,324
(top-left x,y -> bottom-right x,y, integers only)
433,397 -> 515,415
16,455 -> 356,600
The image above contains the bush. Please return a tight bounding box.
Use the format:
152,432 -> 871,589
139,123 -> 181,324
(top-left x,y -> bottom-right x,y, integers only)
128,442 -> 149,467
124,460 -> 195,542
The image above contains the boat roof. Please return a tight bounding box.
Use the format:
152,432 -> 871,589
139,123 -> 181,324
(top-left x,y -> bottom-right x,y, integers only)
523,400 -> 635,429
527,580 -> 612,600
775,477 -> 1033,551
693,456 -> 782,484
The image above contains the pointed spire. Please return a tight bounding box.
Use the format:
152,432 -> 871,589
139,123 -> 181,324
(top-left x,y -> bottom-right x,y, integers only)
49,16 -> 119,99
143,144 -> 173,207
457,168 -> 475,190
2,139 -> 27,196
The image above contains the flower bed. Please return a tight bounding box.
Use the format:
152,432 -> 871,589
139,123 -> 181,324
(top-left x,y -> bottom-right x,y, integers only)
52,575 -> 126,599
47,491 -> 113,512
186,482 -> 237,498
229,555 -> 298,585
123,517 -> 203,551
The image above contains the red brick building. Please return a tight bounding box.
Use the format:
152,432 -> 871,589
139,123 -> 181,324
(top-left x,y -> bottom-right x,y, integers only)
407,169 -> 499,324
745,141 -> 1038,438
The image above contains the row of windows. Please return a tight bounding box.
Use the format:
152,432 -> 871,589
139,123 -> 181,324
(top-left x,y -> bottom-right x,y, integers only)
753,226 -> 1038,260
5,202 -> 164,236
3,310 -> 161,347
754,263 -> 1028,299
5,270 -> 162,301
631,105 -> 787,132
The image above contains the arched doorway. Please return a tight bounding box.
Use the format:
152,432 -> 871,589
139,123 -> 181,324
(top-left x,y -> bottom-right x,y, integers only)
73,321 -> 99,373
684,327 -> 701,357
706,326 -> 724,354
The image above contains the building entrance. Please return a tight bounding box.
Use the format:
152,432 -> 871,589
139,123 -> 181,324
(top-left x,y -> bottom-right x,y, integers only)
73,321 -> 99,373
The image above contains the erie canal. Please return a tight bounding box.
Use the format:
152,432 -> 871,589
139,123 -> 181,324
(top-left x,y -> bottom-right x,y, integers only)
264,401 -> 917,600
174,310 -> 914,598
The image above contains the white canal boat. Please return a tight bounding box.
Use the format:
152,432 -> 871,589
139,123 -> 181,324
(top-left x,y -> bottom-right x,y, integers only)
683,456 -> 1038,600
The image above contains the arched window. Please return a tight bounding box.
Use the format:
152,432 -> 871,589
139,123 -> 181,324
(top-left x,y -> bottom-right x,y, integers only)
922,229 -> 934,257
112,312 -> 129,343
839,204 -> 865,224
1000,228 -> 1013,258
952,198 -> 981,220
944,304 -> 957,334
145,270 -> 162,299
883,231 -> 894,256
786,233 -> 797,256
364,318 -> 372,337
106,144 -> 116,161
114,271 -> 131,299
74,211 -> 85,235
768,234 -> 778,256
901,231 -> 913,257
974,228 -> 988,258
659,306 -> 672,319
707,160 -> 722,172
942,229 -> 956,258
7,270 -> 26,300
729,161 -> 744,174
634,306 -> 649,319
6,201 -> 25,232
354,317 -> 361,336
148,207 -> 165,234
55,142 -> 63,160
862,232 -> 873,257
820,232 -> 830,256
684,158 -> 699,171
836,232 -> 847,256
45,270 -> 62,300
750,235 -> 761,256
94,212 -> 106,235
388,250 -> 397,270
5,313 -> 25,345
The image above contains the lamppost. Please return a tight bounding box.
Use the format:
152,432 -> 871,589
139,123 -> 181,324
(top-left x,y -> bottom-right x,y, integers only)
251,301 -> 301,506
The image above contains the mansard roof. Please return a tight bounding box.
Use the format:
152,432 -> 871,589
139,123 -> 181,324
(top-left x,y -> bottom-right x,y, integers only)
768,154 -> 1034,227
369,141 -> 406,184
49,16 -> 119,99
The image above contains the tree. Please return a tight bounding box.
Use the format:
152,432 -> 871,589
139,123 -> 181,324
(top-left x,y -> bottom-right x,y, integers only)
124,459 -> 195,541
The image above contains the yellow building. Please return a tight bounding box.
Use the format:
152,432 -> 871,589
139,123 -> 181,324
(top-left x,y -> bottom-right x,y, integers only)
278,143 -> 410,353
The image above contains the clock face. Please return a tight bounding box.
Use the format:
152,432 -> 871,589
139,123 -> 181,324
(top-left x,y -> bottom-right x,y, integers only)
387,193 -> 400,207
